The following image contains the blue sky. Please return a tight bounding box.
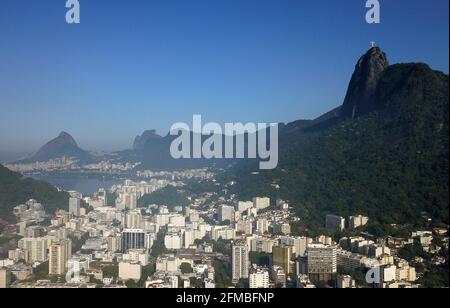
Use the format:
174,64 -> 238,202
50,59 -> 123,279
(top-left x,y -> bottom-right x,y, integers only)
0,0 -> 448,152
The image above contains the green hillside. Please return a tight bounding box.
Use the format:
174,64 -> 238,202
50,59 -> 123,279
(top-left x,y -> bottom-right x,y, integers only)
0,164 -> 69,222
227,61 -> 449,234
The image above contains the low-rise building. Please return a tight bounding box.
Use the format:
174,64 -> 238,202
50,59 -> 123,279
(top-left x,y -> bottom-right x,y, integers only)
337,275 -> 356,288
249,266 -> 269,288
122,249 -> 149,266
119,261 -> 142,281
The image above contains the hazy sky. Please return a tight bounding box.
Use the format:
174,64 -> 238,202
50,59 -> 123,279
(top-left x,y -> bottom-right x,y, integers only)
0,0 -> 448,152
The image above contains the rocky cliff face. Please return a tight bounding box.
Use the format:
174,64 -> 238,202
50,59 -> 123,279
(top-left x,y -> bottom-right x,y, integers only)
133,130 -> 163,150
227,47 -> 449,230
341,47 -> 389,118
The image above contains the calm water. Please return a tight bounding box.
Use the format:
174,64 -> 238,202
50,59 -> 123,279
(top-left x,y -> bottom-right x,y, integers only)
33,176 -> 123,196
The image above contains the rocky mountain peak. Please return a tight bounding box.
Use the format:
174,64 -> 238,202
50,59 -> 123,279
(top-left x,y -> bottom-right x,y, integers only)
341,47 -> 389,118
57,131 -> 78,147
133,130 -> 163,150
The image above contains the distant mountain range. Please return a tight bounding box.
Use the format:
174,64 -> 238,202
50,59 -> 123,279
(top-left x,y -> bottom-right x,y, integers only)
14,129 -> 232,170
5,47 -> 448,232
115,130 -> 233,170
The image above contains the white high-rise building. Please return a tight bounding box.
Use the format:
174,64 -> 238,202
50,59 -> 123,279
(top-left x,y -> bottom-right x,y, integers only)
250,237 -> 277,254
184,230 -> 195,249
107,234 -> 122,253
237,201 -> 253,213
49,239 -> 72,275
232,241 -> 249,283
218,205 -> 235,222
252,197 -> 270,210
155,214 -> 170,227
349,215 -> 369,229
8,249 -> 29,263
164,234 -> 182,250
18,237 -> 51,263
256,218 -> 269,234
307,244 -> 337,282
122,249 -> 149,266
116,192 -> 138,210
69,197 -> 81,217
280,236 -> 308,257
0,268 -> 11,288
235,220 -> 253,235
211,226 -> 235,241
126,210 -> 143,229
382,265 -> 397,283
169,215 -> 186,227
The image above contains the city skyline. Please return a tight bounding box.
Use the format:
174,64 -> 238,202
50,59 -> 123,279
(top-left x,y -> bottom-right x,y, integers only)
0,0 -> 449,152
1,0 -> 448,291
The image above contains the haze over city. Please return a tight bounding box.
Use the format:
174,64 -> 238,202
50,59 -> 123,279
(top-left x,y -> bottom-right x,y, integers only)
0,0 -> 449,292
0,0 -> 448,152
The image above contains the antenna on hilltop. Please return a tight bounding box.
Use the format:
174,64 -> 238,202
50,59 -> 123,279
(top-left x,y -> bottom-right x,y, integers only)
370,41 -> 376,48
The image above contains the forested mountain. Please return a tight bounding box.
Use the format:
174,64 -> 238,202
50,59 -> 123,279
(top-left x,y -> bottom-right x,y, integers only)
0,164 -> 68,222
226,48 -> 449,232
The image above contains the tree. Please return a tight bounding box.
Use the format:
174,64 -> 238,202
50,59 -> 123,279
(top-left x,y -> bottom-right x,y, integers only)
125,279 -> 138,288
138,186 -> 189,209
139,263 -> 156,287
189,277 -> 203,288
71,232 -> 89,252
151,231 -> 168,257
236,278 -> 248,288
0,164 -> 69,222
398,241 -> 426,262
213,260 -> 231,288
180,262 -> 193,274
225,62 -> 450,235
249,252 -> 271,267
34,261 -> 50,280
102,266 -> 119,278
